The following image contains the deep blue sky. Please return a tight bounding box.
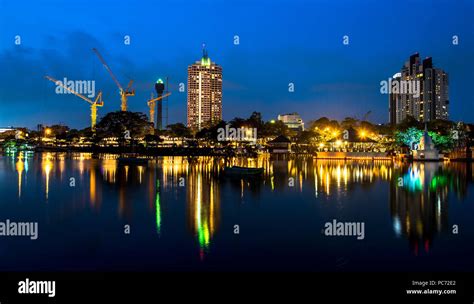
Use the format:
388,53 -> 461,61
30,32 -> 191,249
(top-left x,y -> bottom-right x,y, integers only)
0,0 -> 473,129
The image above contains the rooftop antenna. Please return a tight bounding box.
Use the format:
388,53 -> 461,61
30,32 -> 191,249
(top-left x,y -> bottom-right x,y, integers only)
165,77 -> 169,129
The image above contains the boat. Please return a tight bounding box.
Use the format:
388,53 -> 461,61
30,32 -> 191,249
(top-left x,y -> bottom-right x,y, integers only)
224,166 -> 264,176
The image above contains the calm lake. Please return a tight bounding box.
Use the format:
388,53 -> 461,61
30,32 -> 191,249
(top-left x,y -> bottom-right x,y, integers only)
0,152 -> 473,271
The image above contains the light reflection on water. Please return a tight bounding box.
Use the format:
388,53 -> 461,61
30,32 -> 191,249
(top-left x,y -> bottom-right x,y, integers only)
1,152 -> 473,270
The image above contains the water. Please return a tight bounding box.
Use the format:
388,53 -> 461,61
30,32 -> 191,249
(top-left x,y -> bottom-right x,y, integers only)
0,152 -> 473,271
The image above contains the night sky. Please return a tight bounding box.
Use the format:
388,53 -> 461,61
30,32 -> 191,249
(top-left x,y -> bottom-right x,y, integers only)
0,0 -> 473,129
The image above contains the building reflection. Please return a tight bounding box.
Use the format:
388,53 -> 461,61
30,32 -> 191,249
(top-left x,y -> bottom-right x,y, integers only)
41,153 -> 54,200
155,179 -> 161,235
389,162 -> 469,255
9,152 -> 473,259
16,152 -> 24,198
187,170 -> 220,259
267,158 -> 392,197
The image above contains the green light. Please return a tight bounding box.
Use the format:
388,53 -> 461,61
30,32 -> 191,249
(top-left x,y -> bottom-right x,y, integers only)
156,191 -> 161,235
156,179 -> 161,235
430,175 -> 448,191
197,222 -> 210,249
201,57 -> 211,67
156,78 -> 164,84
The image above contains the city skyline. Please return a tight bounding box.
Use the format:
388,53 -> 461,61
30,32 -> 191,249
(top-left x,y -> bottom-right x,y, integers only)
1,1 -> 474,298
0,0 -> 473,129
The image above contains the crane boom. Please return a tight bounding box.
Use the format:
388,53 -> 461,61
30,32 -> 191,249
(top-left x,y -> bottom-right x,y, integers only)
148,92 -> 172,127
149,92 -> 171,104
92,48 -> 123,91
45,76 -> 94,104
45,75 -> 104,130
92,47 -> 135,111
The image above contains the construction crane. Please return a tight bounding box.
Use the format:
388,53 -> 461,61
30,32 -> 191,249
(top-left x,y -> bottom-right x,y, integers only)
45,76 -> 104,130
92,48 -> 135,112
362,111 -> 372,122
147,92 -> 171,128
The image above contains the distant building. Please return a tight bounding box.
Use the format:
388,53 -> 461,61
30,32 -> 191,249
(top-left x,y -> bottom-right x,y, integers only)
0,127 -> 14,133
277,113 -> 304,131
187,46 -> 223,131
389,53 -> 449,125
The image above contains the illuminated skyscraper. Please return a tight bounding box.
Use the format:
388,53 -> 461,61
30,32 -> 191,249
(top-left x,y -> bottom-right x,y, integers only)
187,46 -> 222,131
389,53 -> 449,125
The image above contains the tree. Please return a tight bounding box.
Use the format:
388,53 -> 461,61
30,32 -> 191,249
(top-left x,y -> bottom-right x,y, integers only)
64,129 -> 81,143
195,120 -> 226,143
341,117 -> 359,130
395,127 -> 422,148
428,132 -> 453,151
261,120 -> 289,138
428,119 -> 454,136
397,115 -> 422,131
395,127 -> 454,151
296,130 -> 316,144
247,112 -> 264,130
95,111 -> 153,145
310,117 -> 331,131
229,117 -> 246,129
166,123 -> 192,139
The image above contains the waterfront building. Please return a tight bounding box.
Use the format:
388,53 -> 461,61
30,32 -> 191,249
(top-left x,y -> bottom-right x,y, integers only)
187,46 -> 223,131
389,53 -> 449,124
325,127 -> 377,152
277,113 -> 304,131
268,135 -> 292,155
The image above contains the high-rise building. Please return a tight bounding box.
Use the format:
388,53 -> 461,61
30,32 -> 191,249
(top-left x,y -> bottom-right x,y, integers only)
389,53 -> 449,125
187,46 -> 222,131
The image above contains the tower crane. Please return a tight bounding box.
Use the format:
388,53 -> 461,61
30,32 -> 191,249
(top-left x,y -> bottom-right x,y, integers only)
148,92 -> 171,128
92,48 -> 135,112
362,110 -> 372,122
45,76 -> 104,130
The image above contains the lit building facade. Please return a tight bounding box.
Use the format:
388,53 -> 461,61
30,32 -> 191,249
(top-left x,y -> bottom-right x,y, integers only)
277,113 -> 304,131
187,47 -> 222,131
389,53 -> 449,125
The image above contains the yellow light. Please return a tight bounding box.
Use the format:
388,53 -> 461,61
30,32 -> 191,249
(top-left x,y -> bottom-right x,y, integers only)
45,128 -> 52,135
360,130 -> 366,138
319,143 -> 324,148
335,140 -> 342,146
332,131 -> 338,137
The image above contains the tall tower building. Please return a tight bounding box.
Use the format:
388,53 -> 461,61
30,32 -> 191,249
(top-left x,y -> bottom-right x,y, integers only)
187,46 -> 223,131
389,53 -> 449,125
